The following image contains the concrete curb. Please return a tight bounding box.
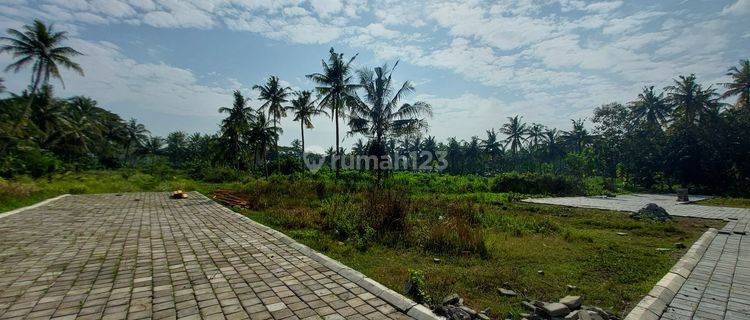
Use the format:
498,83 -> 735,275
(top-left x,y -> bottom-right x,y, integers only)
0,194 -> 70,219
195,192 -> 442,319
624,228 -> 718,320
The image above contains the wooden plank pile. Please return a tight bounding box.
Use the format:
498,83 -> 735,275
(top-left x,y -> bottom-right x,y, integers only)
212,189 -> 250,207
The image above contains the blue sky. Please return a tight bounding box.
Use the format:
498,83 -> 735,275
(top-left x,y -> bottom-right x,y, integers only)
0,0 -> 748,153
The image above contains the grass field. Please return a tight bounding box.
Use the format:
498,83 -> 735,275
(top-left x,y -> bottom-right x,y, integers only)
245,201 -> 720,318
0,170 -> 724,318
696,197 -> 750,209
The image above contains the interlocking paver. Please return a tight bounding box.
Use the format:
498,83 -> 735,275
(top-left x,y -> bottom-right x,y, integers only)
527,194 -> 750,320
0,192 -> 420,319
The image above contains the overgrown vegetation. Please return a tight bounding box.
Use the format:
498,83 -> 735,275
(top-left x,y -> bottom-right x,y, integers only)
0,170 -> 727,317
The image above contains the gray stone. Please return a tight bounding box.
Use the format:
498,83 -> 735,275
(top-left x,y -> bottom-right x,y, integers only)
522,301 -> 537,312
442,294 -> 461,306
565,310 -> 581,320
559,296 -> 582,310
498,288 -> 518,297
435,305 -> 471,320
542,303 -> 571,317
459,306 -> 476,316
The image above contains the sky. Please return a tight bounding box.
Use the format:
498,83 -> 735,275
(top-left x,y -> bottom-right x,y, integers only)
0,0 -> 748,154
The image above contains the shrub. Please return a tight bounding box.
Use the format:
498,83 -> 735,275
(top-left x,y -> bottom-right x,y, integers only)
424,215 -> 488,257
490,172 -> 583,195
68,185 -> 88,194
0,179 -> 40,200
268,156 -> 305,175
264,207 -> 321,229
138,156 -> 173,178
363,187 -> 411,236
415,202 -> 488,257
320,195 -> 373,249
0,148 -> 61,178
405,269 -> 430,304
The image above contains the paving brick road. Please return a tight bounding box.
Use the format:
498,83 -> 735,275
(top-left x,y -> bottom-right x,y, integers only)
526,194 -> 750,320
0,193 -> 421,320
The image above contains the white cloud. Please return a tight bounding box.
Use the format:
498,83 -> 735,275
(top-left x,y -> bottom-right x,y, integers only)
584,1 -> 623,13
282,6 -> 309,17
90,0 -> 136,18
363,23 -> 400,39
128,0 -> 157,11
722,0 -> 750,15
601,11 -> 664,35
308,0 -> 342,17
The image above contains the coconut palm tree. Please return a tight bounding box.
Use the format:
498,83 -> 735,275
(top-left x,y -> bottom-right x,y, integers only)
249,111 -> 282,176
422,136 -> 437,156
561,119 -> 592,153
544,128 -> 561,160
629,86 -> 671,129
666,74 -> 719,126
352,139 -> 368,155
526,123 -> 546,150
482,129 -> 502,164
720,60 -> 750,110
218,90 -> 254,168
306,48 -> 360,176
29,85 -> 68,147
57,110 -> 98,157
253,76 -> 291,156
347,62 -> 432,181
0,19 -> 83,94
68,96 -> 105,134
142,136 -> 164,155
124,118 -> 149,159
500,115 -> 528,155
165,131 -> 187,165
287,90 -> 328,160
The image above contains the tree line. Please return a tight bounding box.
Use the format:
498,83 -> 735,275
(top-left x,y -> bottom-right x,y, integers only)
1,19 -> 749,194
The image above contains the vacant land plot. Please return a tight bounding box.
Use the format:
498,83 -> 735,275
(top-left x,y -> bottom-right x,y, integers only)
0,171 -> 724,318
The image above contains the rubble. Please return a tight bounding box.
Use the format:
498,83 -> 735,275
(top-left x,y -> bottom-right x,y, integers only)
631,203 -> 671,221
517,295 -> 620,320
433,292 -> 619,320
435,294 -> 492,320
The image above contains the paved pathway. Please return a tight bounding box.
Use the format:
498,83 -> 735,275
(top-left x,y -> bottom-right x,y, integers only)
0,192 -> 429,320
525,194 -> 750,320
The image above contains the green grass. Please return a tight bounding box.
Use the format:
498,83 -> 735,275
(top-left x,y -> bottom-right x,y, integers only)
243,200 -> 721,318
695,197 -> 750,209
0,170 -> 240,212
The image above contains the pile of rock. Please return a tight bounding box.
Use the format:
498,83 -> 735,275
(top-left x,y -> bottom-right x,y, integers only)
520,295 -> 619,320
434,294 -> 491,320
631,203 -> 671,222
